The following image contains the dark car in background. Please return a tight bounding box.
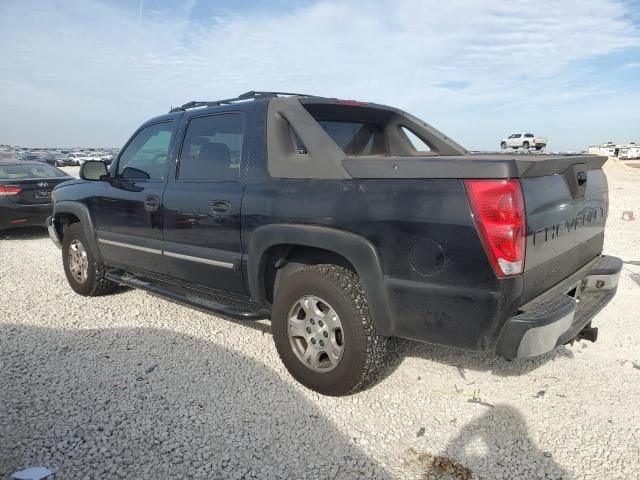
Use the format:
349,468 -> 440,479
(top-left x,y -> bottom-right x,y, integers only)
0,160 -> 73,230
44,152 -> 75,167
18,152 -> 45,163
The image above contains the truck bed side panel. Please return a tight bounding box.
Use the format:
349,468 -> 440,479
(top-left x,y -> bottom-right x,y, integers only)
242,175 -> 519,351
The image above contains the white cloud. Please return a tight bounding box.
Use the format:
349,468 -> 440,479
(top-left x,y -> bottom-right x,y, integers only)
0,0 -> 638,149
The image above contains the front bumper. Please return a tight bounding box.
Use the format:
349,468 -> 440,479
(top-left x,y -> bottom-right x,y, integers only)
495,255 -> 622,358
47,216 -> 62,249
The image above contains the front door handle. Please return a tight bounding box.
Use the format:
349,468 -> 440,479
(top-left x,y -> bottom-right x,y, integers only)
210,200 -> 231,215
144,196 -> 160,212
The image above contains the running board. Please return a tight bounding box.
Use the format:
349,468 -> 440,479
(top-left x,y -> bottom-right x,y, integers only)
105,271 -> 269,321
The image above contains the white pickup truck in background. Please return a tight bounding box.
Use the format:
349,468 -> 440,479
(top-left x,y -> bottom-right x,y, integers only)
501,133 -> 547,151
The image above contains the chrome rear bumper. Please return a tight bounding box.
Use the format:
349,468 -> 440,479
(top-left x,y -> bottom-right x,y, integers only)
496,255 -> 622,358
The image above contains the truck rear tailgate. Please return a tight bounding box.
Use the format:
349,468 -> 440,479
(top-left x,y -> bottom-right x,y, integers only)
521,166 -> 608,302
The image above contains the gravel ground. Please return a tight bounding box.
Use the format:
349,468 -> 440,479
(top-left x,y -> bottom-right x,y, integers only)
1,162 -> 639,479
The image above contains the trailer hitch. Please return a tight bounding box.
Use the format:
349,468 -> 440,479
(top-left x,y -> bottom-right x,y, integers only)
565,323 -> 599,345
577,325 -> 599,343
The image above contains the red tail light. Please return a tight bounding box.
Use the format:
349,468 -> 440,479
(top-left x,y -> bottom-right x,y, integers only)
0,185 -> 22,196
464,179 -> 526,277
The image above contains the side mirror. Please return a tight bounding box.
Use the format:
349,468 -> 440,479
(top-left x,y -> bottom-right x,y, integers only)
80,160 -> 109,181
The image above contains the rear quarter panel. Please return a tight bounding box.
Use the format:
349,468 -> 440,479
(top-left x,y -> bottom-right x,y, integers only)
242,173 -> 519,350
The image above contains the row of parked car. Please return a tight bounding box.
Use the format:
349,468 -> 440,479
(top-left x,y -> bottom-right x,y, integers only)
0,145 -> 118,167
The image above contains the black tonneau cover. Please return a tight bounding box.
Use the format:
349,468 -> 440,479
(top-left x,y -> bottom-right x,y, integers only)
342,154 -> 608,179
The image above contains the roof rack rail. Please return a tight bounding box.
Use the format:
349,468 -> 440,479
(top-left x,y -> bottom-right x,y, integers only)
169,91 -> 315,113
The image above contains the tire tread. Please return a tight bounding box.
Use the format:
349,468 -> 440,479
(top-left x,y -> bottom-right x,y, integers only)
63,223 -> 116,296
300,264 -> 387,394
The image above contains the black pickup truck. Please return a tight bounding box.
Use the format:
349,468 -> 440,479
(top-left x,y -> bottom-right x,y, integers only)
48,91 -> 622,396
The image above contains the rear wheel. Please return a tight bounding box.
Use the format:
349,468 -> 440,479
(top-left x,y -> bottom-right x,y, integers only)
272,264 -> 387,396
62,223 -> 115,296
523,141 -> 530,150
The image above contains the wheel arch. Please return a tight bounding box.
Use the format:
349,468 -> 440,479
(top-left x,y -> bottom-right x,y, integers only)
53,201 -> 103,263
248,224 -> 394,336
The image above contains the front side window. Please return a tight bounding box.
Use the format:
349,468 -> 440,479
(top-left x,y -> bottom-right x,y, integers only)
178,113 -> 244,181
117,122 -> 174,181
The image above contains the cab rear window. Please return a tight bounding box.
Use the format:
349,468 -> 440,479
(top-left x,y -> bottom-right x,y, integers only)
303,103 -> 393,156
316,121 -> 385,156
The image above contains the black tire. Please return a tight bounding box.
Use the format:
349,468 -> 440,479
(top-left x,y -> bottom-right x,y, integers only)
535,146 -> 543,151
523,141 -> 530,150
272,264 -> 387,396
62,223 -> 115,296
500,142 -> 507,150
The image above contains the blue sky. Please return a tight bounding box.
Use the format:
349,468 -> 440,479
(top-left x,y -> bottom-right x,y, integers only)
0,0 -> 638,151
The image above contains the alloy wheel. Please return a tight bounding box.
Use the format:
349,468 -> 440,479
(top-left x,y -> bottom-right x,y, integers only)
68,239 -> 89,284
287,295 -> 345,372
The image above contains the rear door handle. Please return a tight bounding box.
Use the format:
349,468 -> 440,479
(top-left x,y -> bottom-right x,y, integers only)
144,196 -> 160,212
210,200 -> 231,215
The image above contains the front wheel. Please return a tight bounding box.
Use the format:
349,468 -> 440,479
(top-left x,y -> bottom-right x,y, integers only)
272,264 -> 388,396
500,142 -> 507,150
62,223 -> 115,296
523,141 -> 530,150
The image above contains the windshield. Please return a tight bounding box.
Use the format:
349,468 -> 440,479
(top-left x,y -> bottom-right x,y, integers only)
0,164 -> 69,179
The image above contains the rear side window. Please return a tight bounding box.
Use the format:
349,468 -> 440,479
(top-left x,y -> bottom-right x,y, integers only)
0,164 -> 68,179
117,122 -> 174,181
178,113 -> 244,181
524,133 -> 534,138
